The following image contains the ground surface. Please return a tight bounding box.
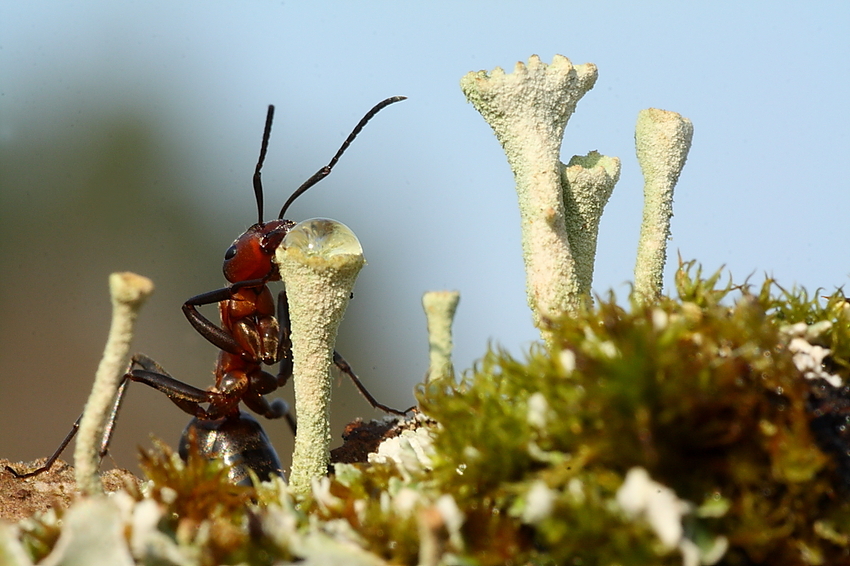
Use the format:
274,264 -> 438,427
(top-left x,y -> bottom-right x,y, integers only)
0,459 -> 139,523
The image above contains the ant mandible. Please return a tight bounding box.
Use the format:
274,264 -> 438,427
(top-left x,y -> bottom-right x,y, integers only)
6,96 -> 408,485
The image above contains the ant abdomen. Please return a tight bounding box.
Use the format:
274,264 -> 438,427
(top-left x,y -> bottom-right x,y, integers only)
179,412 -> 284,486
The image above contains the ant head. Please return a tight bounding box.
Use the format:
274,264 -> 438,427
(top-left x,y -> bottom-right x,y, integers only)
220,104 -> 285,284
226,97 -> 406,284
222,219 -> 294,283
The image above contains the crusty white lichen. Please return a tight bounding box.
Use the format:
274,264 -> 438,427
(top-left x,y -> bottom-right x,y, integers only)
616,467 -> 728,566
782,321 -> 842,387
461,55 -> 618,345
275,218 -> 365,494
633,108 -> 694,303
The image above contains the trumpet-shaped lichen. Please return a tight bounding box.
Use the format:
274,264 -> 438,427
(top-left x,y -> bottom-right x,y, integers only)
561,151 -> 621,296
461,55 -> 616,345
422,290 -> 460,383
633,108 -> 694,303
275,218 -> 365,494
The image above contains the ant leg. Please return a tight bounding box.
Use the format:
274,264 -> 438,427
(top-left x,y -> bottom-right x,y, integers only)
5,415 -> 82,478
128,368 -> 209,407
127,371 -> 215,420
283,408 -> 297,435
243,388 -> 297,435
97,377 -> 129,459
332,351 -> 413,416
275,289 -> 294,387
5,365 -> 133,478
127,354 -> 240,420
181,279 -> 266,356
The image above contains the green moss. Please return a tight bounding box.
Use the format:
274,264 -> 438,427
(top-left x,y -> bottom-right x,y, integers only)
138,439 -> 294,566
14,263 -> 850,565
417,262 -> 850,564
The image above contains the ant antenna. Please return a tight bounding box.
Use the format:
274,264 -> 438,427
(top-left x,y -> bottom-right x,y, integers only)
253,105 -> 276,225
277,95 -> 406,219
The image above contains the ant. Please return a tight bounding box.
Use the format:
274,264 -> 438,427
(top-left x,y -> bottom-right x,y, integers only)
6,96 -> 408,485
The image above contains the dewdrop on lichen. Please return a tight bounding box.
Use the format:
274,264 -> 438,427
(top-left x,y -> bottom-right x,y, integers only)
282,218 -> 363,258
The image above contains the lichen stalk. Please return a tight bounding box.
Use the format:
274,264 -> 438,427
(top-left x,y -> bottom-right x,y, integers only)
561,151 -> 621,296
460,55 -> 599,345
74,272 -> 154,496
422,290 -> 460,383
275,219 -> 365,494
633,108 -> 694,303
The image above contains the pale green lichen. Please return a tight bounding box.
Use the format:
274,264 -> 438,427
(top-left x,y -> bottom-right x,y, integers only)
37,496 -> 134,566
74,272 -> 153,496
275,218 -> 365,493
633,108 -> 694,303
0,522 -> 32,566
421,291 -> 460,383
561,151 -> 621,296
461,55 -> 617,345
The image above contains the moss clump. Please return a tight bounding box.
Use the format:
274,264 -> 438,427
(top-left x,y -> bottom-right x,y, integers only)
417,261 -> 850,564
10,263 -> 850,565
136,439 -> 294,566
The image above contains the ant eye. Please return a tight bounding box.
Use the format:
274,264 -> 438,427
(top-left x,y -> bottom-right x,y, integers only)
224,245 -> 237,261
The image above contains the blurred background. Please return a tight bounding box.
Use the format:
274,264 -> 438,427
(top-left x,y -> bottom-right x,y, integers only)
2,2 -> 848,475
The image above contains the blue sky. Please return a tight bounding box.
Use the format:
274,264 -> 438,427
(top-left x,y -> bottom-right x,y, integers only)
2,2 -> 848,467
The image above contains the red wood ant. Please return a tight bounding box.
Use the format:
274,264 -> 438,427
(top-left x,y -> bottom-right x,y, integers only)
6,96 -> 408,485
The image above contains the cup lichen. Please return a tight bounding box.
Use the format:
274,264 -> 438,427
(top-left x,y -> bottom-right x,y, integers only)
461,55 -> 612,345
561,151 -> 621,296
274,218 -> 365,494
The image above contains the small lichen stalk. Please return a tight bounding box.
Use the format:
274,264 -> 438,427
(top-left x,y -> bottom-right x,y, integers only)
422,290 -> 460,383
275,218 -> 365,493
461,55 -> 618,345
561,152 -> 621,296
633,108 -> 694,303
74,272 -> 153,496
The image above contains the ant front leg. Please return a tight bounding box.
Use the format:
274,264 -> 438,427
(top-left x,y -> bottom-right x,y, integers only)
274,289 -> 410,417
126,354 -> 230,419
181,278 -> 267,358
275,288 -> 294,388
332,351 -> 413,416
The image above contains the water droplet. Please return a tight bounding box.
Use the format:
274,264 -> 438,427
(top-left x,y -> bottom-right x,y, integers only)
282,218 -> 362,257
